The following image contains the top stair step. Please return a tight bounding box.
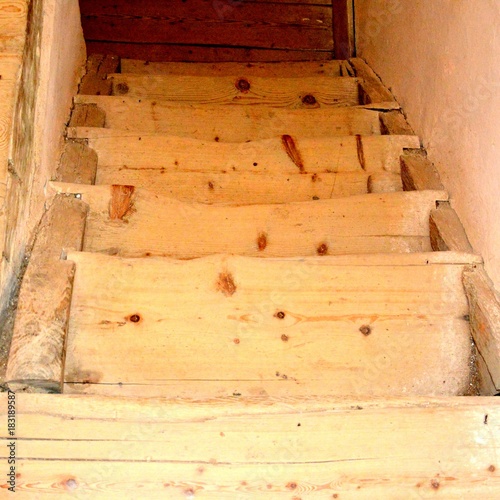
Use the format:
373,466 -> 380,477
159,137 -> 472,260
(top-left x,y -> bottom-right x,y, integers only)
104,73 -> 361,108
120,59 -> 349,77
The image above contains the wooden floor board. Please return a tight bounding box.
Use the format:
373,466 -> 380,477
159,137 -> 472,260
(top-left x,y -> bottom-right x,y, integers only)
50,185 -> 446,258
105,73 -> 360,108
2,395 -> 500,497
63,252 -> 472,397
71,96 -> 384,139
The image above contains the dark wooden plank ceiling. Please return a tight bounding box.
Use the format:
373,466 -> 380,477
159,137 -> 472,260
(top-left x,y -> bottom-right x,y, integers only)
80,0 -> 338,62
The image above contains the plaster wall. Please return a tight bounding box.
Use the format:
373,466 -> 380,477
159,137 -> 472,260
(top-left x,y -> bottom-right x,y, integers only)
355,0 -> 500,292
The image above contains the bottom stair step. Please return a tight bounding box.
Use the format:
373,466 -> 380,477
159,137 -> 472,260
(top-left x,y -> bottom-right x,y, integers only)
64,252 -> 477,397
2,394 -> 500,498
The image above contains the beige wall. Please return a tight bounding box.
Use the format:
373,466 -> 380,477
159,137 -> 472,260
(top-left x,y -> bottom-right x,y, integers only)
0,0 -> 85,315
355,0 -> 500,292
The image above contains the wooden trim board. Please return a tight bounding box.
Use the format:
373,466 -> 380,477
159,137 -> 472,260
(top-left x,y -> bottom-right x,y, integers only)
2,395 -> 500,497
5,196 -> 87,393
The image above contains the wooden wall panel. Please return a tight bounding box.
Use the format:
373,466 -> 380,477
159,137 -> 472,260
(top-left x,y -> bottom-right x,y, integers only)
80,0 -> 335,62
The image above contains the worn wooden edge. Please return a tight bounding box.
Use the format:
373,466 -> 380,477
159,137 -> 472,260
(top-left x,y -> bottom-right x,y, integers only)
367,171 -> 402,193
55,141 -> 98,185
463,266 -> 500,395
349,57 -> 395,107
68,103 -> 106,128
400,150 -> 445,191
380,110 -> 415,135
79,54 -> 120,96
430,202 -> 474,253
5,196 -> 88,393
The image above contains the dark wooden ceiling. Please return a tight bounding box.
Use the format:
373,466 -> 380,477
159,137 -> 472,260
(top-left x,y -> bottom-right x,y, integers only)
79,0 -> 338,62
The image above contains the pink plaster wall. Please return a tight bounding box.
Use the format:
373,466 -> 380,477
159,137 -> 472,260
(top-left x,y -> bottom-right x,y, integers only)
355,0 -> 500,292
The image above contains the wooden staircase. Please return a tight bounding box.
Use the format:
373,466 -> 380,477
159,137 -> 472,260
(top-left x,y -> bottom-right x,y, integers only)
3,56 -> 500,497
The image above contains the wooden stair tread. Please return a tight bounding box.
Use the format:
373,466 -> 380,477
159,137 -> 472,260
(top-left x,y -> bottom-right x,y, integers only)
89,134 -> 420,174
104,73 -> 360,108
51,184 -> 447,258
64,252 -> 472,397
121,59 -> 346,77
5,394 -> 500,497
71,95 -> 383,139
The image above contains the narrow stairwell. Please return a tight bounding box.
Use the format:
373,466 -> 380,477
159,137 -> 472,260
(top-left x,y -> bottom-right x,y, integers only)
5,53 -> 500,498
6,55 -> 479,397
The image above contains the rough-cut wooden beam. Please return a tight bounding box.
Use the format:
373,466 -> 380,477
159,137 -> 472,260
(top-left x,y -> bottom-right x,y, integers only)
56,141 -> 97,185
380,110 -> 415,135
68,103 -> 105,127
349,58 -> 397,109
79,53 -> 120,96
332,0 -> 354,59
2,394 -> 500,496
367,172 -> 402,193
400,150 -> 445,191
5,196 -> 87,393
463,267 -> 500,395
430,202 -> 474,253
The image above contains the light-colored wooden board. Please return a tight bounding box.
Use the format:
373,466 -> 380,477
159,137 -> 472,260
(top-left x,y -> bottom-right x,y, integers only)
71,96 -> 384,139
349,57 -> 395,106
368,172 -> 403,193
89,134 -> 420,177
50,184 -> 447,258
120,59 -> 344,77
5,196 -> 88,393
0,52 -> 22,80
430,202 -> 473,253
463,266 -> 500,393
401,151 -> 445,191
68,103 -> 106,128
380,110 -> 415,135
2,395 -> 500,498
94,171 -> 370,205
64,251 -> 472,397
106,73 -> 360,108
56,141 -> 97,185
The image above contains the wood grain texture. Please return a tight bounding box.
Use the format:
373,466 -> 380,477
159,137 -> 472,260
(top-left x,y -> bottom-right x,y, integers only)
106,73 -> 360,108
430,202 -> 473,253
56,141 -> 98,185
333,0 -> 354,59
81,1 -> 332,51
380,110 -> 414,135
5,196 -> 88,393
400,151 -> 445,191
50,184 -> 446,258
88,134 -> 420,177
463,266 -> 500,393
349,58 -> 396,107
2,395 -> 500,497
86,42 -> 333,63
63,251 -> 472,397
68,103 -> 106,127
95,170 -> 369,204
120,59 -> 343,77
72,96 -> 383,139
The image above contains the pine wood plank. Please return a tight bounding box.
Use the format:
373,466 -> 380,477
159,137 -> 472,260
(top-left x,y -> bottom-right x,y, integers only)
56,141 -> 97,185
5,196 -> 87,393
401,151 -> 445,191
63,251 -> 471,397
380,110 -> 415,135
71,96 -> 384,139
68,103 -> 106,128
120,59 -> 343,77
94,171 -> 369,205
86,42 -> 333,63
333,0 -> 354,59
3,394 -> 500,498
81,2 -> 332,51
50,185 -> 446,258
430,202 -> 473,253
88,134 -> 420,178
463,267 -> 500,393
368,172 -> 403,193
105,74 -> 360,109
349,57 -> 395,106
